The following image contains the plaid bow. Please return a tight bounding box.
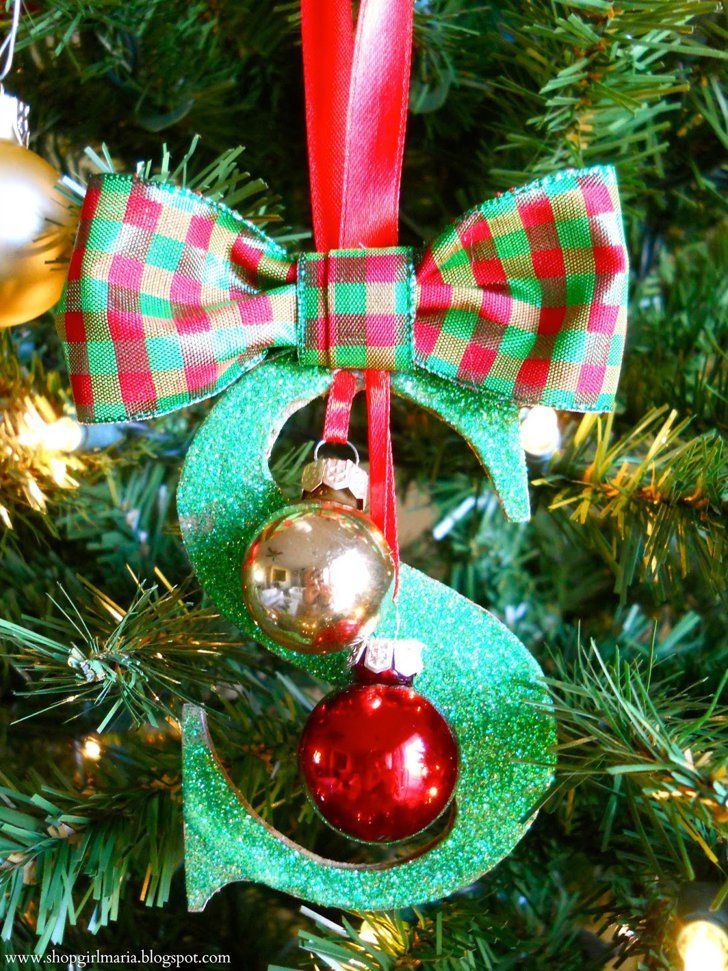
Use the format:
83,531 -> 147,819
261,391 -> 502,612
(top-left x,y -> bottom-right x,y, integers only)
57,166 -> 628,423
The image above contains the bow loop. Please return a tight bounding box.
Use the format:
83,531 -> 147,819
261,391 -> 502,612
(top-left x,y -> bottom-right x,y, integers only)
413,166 -> 628,411
57,174 -> 298,422
56,166 -> 628,424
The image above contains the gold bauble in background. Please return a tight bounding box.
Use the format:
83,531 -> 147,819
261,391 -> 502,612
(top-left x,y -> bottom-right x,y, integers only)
0,140 -> 77,328
242,501 -> 395,655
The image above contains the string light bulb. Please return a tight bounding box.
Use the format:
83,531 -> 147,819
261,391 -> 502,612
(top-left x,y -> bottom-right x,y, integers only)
519,405 -> 561,459
80,736 -> 102,761
676,883 -> 728,971
17,403 -> 126,454
17,404 -> 83,453
678,920 -> 728,971
36,415 -> 84,452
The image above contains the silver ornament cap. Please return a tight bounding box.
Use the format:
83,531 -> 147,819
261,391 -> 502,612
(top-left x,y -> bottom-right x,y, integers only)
354,637 -> 425,679
301,456 -> 369,510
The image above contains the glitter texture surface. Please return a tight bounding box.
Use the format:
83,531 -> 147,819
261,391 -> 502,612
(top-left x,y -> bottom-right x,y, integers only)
177,354 -> 553,911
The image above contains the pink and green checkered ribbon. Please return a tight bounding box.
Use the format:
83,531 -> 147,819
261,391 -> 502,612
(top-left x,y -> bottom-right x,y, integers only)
56,166 -> 628,423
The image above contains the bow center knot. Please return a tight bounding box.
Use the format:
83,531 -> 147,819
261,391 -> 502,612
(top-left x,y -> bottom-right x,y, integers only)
296,248 -> 415,371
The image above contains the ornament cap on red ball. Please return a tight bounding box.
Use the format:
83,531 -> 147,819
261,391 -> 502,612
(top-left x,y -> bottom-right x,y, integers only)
298,662 -> 459,844
352,636 -> 424,686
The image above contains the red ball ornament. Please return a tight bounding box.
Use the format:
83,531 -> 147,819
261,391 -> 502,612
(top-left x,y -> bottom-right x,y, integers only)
298,680 -> 459,843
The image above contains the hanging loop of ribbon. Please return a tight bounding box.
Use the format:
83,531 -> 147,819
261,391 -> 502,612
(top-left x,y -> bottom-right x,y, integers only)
301,0 -> 415,588
322,369 -> 359,445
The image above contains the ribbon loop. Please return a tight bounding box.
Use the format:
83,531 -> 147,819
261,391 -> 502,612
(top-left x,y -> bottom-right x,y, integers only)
297,248 -> 415,372
57,174 -> 297,423
301,0 -> 414,579
414,166 -> 628,411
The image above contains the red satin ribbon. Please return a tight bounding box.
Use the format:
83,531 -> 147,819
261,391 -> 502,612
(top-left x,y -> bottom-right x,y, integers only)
302,0 -> 413,586
323,369 -> 358,444
300,1 -> 353,250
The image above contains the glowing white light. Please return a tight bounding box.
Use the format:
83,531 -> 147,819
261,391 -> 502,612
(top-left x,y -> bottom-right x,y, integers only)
40,416 -> 84,452
50,458 -> 68,486
0,184 -> 45,244
81,737 -> 102,761
18,408 -> 83,453
519,405 -> 561,458
678,920 -> 728,971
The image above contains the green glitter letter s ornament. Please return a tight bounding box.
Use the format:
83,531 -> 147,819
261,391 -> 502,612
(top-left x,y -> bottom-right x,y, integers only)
177,355 -> 556,911
50,0 -> 626,917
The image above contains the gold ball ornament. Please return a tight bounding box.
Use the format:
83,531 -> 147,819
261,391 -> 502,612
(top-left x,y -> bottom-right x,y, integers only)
0,97 -> 77,328
242,457 -> 395,654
